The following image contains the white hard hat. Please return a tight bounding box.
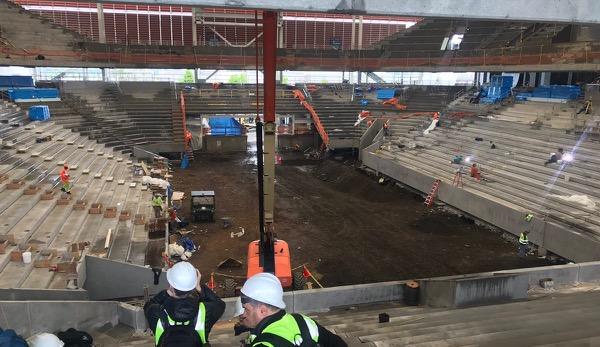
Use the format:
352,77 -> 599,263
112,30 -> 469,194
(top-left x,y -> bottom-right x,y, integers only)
240,273 -> 285,309
166,261 -> 198,291
27,333 -> 64,347
234,297 -> 244,317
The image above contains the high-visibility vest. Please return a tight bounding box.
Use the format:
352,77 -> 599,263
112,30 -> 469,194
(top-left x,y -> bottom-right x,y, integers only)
152,196 -> 163,207
249,313 -> 319,347
60,169 -> 69,183
519,233 -> 529,245
154,302 -> 206,346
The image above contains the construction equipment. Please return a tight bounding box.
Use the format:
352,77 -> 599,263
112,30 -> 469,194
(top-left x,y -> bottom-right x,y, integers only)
246,11 -> 296,289
424,179 -> 441,207
190,190 -> 215,222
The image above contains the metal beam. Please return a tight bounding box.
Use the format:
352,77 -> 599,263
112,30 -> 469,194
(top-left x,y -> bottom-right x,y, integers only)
90,0 -> 600,24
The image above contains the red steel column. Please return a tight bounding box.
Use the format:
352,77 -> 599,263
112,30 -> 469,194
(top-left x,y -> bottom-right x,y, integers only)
262,10 -> 277,223
263,11 -> 277,123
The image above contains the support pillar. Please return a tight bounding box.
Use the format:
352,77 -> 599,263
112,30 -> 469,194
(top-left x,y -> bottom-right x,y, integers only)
528,72 -> 537,87
191,8 -> 198,46
277,13 -> 284,48
350,16 -> 356,49
101,68 -> 107,82
194,69 -> 199,83
357,16 -> 364,50
263,11 -> 277,224
357,71 -> 362,84
97,3 -> 106,44
567,71 -> 573,85
540,72 -> 551,86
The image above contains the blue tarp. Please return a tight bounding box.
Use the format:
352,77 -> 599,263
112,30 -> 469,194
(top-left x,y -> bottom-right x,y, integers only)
377,88 -> 396,100
481,76 -> 513,104
208,116 -> 243,136
29,105 -> 51,121
0,76 -> 34,89
517,85 -> 580,101
7,88 -> 60,101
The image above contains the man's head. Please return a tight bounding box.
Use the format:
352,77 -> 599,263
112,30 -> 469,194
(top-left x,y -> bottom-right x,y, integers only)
558,148 -> 564,153
166,261 -> 199,297
63,164 -> 68,169
238,273 -> 285,328
523,230 -> 530,235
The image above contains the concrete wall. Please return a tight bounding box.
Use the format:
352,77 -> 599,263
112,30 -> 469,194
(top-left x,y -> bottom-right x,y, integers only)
203,135 -> 247,153
0,301 -> 119,337
137,143 -> 185,155
83,256 -> 168,300
361,150 -> 600,263
422,274 -> 528,308
0,288 -> 88,301
277,134 -> 317,151
358,119 -> 383,160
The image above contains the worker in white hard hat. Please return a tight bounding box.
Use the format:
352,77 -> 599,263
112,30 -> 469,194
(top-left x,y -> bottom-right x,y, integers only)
237,272 -> 347,347
144,261 -> 225,347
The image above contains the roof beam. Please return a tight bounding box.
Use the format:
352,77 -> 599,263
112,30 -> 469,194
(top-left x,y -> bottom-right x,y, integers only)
90,0 -> 600,24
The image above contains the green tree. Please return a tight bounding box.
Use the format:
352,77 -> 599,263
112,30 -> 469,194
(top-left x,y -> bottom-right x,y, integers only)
181,69 -> 195,83
228,73 -> 248,84
281,75 -> 289,85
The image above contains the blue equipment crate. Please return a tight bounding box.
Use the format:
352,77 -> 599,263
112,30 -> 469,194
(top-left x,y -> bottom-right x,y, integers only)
29,105 -> 51,121
377,89 -> 395,100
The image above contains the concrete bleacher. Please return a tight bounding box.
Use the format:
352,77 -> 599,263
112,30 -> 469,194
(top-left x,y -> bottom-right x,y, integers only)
0,102 -> 154,291
62,289 -> 600,346
57,81 -> 180,154
0,0 -> 84,57
309,85 -> 465,148
488,100 -> 580,128
363,111 -> 600,262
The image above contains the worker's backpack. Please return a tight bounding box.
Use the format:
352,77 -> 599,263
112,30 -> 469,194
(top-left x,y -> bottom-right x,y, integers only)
158,315 -> 203,347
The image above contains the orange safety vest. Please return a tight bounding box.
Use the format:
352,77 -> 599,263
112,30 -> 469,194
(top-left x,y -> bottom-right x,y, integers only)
60,168 -> 70,183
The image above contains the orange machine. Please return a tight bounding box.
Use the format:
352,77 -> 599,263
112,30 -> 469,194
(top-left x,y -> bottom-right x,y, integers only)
247,238 -> 292,288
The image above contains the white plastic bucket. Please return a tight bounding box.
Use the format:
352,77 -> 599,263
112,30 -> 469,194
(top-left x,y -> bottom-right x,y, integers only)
22,251 -> 32,264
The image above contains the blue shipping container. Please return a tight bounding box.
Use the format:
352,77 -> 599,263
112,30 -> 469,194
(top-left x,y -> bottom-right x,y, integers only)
377,89 -> 395,100
0,76 -> 34,89
7,88 -> 60,101
208,117 -> 243,136
29,105 -> 51,121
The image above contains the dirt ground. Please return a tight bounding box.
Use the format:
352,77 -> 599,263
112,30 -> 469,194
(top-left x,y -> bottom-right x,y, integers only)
168,143 -> 551,293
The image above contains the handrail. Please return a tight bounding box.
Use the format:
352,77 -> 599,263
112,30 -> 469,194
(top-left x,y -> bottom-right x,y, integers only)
293,89 -> 329,146
300,100 -> 329,147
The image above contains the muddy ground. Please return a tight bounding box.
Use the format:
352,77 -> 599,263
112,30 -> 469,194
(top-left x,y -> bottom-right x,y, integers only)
167,146 -> 550,293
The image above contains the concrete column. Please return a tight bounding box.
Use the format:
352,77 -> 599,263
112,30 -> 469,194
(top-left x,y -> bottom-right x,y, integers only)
278,71 -> 283,83
473,72 -> 479,86
101,68 -> 107,82
277,13 -> 284,48
97,3 -> 106,44
357,71 -> 362,84
350,16 -> 356,49
528,72 -> 537,87
357,16 -> 364,50
194,69 -> 199,83
540,72 -> 551,86
567,71 -> 573,84
191,8 -> 198,46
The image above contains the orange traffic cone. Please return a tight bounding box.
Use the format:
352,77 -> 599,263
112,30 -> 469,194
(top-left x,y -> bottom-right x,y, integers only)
208,272 -> 216,290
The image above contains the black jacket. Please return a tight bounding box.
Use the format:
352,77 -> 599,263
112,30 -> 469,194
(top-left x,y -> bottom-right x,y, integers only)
144,284 -> 226,342
251,310 -> 347,347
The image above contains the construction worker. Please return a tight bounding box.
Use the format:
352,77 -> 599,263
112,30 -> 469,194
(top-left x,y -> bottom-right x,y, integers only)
518,231 -> 530,257
470,163 -> 481,182
383,120 -> 390,136
237,273 -> 347,347
59,164 -> 71,194
144,261 -> 225,347
152,193 -> 164,218
544,148 -> 564,166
